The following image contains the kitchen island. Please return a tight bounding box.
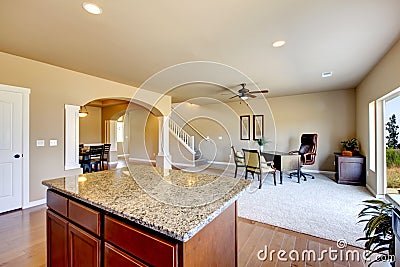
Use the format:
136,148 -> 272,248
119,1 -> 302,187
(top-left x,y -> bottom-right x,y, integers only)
42,165 -> 251,267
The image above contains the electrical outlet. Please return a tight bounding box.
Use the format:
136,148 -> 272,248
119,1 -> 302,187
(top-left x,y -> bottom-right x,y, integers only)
36,140 -> 45,147
49,140 -> 57,146
218,136 -> 222,140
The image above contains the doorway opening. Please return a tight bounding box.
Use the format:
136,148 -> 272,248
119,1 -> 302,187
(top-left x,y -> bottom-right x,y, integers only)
385,95 -> 400,194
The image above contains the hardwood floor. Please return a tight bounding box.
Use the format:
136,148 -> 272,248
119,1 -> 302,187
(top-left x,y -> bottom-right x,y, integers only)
0,206 -> 367,266
0,205 -> 46,267
237,218 -> 366,267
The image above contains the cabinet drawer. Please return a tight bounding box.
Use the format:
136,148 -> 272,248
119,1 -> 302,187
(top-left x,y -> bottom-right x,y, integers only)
105,243 -> 148,267
68,200 -> 100,236
104,216 -> 178,267
47,190 -> 68,217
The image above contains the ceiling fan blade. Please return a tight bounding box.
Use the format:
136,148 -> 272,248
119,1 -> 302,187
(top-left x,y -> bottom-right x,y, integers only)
229,95 -> 239,99
248,90 -> 269,94
247,94 -> 257,98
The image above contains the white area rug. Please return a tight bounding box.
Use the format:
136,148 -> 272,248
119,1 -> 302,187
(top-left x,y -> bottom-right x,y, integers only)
237,173 -> 373,247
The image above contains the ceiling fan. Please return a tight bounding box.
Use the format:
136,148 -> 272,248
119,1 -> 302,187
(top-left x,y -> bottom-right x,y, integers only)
229,83 -> 269,100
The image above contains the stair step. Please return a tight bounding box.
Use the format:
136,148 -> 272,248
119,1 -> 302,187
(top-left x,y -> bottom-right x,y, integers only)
195,158 -> 208,167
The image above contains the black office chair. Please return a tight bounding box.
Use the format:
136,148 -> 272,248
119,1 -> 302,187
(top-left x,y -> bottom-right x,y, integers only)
289,134 -> 318,181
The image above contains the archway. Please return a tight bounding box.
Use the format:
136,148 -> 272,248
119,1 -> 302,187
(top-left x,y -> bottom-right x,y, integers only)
79,98 -> 162,170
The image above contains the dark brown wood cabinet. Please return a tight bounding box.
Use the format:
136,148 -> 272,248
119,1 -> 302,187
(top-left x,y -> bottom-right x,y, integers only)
69,224 -> 101,267
335,153 -> 366,185
47,210 -> 68,267
46,190 -> 101,267
104,243 -> 148,267
46,189 -> 237,267
104,216 -> 178,267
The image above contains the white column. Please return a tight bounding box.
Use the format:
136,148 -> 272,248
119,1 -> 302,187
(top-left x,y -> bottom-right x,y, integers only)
156,116 -> 172,170
64,104 -> 80,170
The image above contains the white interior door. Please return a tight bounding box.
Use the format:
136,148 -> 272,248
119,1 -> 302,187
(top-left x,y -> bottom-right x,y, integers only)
0,90 -> 23,213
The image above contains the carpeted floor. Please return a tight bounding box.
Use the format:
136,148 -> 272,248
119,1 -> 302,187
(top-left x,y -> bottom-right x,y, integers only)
237,172 -> 373,247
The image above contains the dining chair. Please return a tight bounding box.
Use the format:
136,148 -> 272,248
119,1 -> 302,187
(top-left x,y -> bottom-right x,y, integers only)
231,146 -> 245,178
89,145 -> 103,172
243,149 -> 276,189
101,144 -> 111,170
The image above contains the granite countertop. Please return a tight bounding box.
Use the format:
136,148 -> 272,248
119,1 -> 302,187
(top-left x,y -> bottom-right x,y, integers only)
42,164 -> 251,242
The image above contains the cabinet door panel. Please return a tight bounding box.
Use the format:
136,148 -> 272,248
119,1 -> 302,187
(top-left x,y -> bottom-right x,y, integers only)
47,210 -> 68,267
69,223 -> 101,267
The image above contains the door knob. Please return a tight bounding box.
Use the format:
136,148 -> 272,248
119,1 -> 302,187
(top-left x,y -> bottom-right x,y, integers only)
14,154 -> 21,158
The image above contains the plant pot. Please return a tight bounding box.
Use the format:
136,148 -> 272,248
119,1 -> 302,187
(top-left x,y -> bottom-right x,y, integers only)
342,150 -> 353,156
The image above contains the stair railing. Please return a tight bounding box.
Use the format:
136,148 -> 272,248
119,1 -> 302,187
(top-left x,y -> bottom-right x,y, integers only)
169,119 -> 195,154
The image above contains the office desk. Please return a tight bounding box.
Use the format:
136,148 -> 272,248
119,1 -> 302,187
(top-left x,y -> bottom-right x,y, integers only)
261,151 -> 301,183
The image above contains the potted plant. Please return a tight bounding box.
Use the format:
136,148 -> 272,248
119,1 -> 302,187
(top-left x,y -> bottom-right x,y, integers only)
341,138 -> 359,156
257,137 -> 266,151
357,199 -> 394,266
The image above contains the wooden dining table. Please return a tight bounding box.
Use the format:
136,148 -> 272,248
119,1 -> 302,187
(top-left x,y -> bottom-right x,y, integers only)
261,151 -> 301,183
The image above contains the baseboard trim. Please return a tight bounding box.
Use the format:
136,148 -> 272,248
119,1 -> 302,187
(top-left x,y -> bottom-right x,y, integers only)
129,158 -> 196,168
207,161 -> 235,166
172,162 -> 196,168
366,184 -> 378,197
23,198 -> 46,209
302,170 -> 335,175
128,157 -> 156,163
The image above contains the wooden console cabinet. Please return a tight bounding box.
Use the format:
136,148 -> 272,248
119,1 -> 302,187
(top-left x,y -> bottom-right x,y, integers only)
334,153 -> 366,185
46,189 -> 237,267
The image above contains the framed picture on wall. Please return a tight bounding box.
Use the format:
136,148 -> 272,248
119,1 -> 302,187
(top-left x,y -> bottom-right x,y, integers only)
253,115 -> 264,140
240,115 -> 250,140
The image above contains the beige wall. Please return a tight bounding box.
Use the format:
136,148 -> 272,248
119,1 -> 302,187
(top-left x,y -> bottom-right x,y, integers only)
79,106 -> 102,144
173,89 -> 356,171
0,52 -> 170,202
356,38 -> 400,194
269,89 -> 356,171
128,109 -> 158,160
101,103 -> 129,142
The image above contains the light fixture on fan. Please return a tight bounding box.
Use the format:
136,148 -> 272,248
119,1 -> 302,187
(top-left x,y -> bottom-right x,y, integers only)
228,83 -> 269,100
79,106 -> 89,117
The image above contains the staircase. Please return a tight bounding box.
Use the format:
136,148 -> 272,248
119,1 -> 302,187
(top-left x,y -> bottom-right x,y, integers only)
168,115 -> 209,167
169,119 -> 195,154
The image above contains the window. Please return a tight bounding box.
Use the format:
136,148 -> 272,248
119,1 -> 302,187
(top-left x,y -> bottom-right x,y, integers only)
369,101 -> 376,172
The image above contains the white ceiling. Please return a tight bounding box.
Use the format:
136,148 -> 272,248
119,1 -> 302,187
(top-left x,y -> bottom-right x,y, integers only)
1,0 -> 400,103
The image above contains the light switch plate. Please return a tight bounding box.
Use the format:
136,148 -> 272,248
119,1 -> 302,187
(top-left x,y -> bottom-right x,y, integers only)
50,140 -> 57,147
36,140 -> 45,147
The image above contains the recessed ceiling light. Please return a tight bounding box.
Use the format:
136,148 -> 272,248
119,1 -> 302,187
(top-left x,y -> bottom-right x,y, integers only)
82,2 -> 102,15
322,71 -> 333,78
272,40 -> 286,48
